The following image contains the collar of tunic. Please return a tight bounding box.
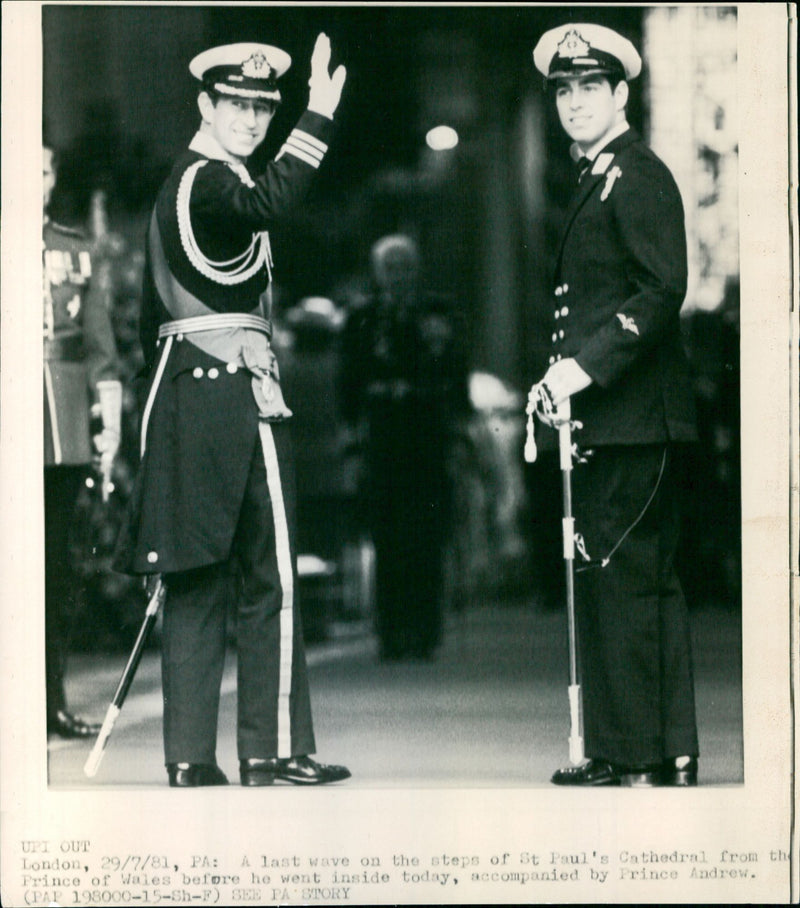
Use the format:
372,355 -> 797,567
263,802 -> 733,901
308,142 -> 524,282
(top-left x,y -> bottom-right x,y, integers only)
189,130 -> 243,164
569,120 -> 630,164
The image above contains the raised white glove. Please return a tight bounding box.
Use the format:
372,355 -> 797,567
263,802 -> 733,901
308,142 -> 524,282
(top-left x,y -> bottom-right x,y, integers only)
307,32 -> 346,119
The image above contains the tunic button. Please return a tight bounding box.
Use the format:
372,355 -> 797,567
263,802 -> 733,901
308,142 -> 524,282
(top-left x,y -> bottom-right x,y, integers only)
556,354 -> 562,361
192,367 -> 204,379
562,283 -> 569,293
561,306 -> 569,317
176,333 -> 184,342
554,310 -> 560,320
555,286 -> 563,297
549,356 -> 555,365
208,367 -> 219,380
551,332 -> 558,343
226,362 -> 238,374
558,329 -> 565,339
147,551 -> 158,564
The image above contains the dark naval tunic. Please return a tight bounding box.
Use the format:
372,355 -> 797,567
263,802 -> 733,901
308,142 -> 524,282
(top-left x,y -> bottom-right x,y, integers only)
116,111 -> 334,576
540,126 -> 697,450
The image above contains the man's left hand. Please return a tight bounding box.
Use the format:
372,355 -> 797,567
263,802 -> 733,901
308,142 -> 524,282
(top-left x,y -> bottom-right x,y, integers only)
93,428 -> 120,501
541,358 -> 592,406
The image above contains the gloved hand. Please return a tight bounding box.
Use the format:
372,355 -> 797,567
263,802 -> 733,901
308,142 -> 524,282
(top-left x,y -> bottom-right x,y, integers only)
307,32 -> 346,119
94,430 -> 120,500
540,357 -> 592,406
93,380 -> 122,501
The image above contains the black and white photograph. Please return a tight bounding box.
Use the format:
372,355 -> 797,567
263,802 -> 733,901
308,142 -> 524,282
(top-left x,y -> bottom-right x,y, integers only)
1,2 -> 796,905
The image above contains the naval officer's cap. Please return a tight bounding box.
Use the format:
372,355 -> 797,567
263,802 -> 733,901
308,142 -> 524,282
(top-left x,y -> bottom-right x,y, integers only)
533,23 -> 641,82
189,43 -> 292,102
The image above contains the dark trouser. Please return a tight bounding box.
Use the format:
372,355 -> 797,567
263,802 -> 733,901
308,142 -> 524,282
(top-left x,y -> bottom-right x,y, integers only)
44,465 -> 85,722
372,501 -> 444,659
572,445 -> 698,767
161,423 -> 315,765
368,458 -> 445,659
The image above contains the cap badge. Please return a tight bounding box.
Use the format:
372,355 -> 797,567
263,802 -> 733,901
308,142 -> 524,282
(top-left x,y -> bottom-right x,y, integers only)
241,52 -> 272,79
557,29 -> 591,59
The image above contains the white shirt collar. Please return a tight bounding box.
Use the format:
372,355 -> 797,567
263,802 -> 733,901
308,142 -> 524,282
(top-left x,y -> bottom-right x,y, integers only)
570,121 -> 630,163
188,130 -> 241,163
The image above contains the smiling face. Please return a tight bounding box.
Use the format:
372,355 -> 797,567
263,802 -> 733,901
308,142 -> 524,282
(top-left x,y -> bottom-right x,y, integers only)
198,92 -> 276,161
554,74 -> 628,153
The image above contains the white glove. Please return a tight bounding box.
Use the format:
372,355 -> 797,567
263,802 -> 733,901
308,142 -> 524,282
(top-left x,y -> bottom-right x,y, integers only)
540,358 -> 592,406
93,380 -> 122,500
307,33 -> 346,119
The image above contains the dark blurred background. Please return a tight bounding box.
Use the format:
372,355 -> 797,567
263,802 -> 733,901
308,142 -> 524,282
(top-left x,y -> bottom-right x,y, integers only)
42,4 -> 741,649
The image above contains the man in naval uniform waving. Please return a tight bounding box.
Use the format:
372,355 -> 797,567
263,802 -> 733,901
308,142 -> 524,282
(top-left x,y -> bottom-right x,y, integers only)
529,23 -> 700,787
115,34 -> 350,787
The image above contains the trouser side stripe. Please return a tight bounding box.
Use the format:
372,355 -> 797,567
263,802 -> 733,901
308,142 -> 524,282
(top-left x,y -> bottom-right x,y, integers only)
257,421 -> 294,757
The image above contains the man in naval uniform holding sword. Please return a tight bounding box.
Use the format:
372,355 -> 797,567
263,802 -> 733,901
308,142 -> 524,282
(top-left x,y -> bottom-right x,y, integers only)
115,33 -> 350,787
529,23 -> 700,787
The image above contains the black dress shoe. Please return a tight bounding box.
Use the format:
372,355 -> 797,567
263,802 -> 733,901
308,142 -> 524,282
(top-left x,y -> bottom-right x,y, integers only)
551,758 -> 661,787
47,710 -> 101,739
167,763 -> 229,788
661,756 -> 698,787
618,765 -> 661,788
240,756 -> 351,786
551,759 -> 621,786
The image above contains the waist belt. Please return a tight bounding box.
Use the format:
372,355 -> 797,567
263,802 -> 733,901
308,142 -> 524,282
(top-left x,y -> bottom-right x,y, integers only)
158,312 -> 272,341
159,313 -> 291,421
44,333 -> 85,362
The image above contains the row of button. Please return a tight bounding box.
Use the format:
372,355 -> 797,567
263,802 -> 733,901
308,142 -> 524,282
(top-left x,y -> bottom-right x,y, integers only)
192,363 -> 240,380
550,283 -> 569,366
153,338 -> 241,379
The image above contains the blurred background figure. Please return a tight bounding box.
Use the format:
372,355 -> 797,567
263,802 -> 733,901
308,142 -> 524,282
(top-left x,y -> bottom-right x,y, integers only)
448,371 -> 528,608
340,234 -> 469,661
43,143 -> 122,738
275,295 -> 359,642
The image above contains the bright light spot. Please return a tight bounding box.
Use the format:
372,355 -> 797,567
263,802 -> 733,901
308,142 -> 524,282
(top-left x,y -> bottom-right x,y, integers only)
426,125 -> 459,151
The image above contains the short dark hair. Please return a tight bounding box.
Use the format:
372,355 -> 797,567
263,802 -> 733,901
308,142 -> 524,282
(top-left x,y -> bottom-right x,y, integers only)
200,85 -> 277,113
549,71 -> 626,96
605,71 -> 625,92
201,85 -> 222,105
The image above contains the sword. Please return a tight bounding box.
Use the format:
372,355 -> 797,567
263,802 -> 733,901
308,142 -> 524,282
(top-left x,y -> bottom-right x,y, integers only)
525,383 -> 585,766
83,576 -> 166,778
